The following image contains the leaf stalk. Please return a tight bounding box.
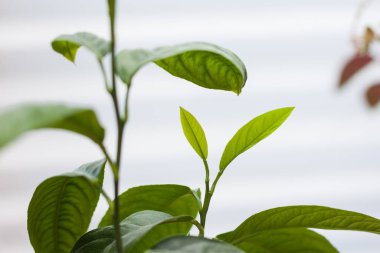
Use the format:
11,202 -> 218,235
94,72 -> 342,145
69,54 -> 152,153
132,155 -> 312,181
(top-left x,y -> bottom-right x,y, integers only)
200,169 -> 224,234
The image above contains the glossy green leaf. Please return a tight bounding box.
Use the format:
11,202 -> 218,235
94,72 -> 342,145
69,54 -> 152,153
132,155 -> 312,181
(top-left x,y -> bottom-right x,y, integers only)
52,32 -> 111,62
149,236 -> 244,253
99,185 -> 200,229
217,205 -> 380,245
73,211 -> 195,253
0,104 -> 105,149
222,228 -> 338,253
180,107 -> 208,160
219,107 -> 294,171
28,159 -> 106,253
116,42 -> 247,93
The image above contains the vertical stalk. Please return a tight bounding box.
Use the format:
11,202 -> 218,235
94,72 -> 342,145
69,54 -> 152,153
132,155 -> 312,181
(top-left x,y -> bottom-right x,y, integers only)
108,0 -> 123,252
200,170 -> 223,232
199,160 -> 210,231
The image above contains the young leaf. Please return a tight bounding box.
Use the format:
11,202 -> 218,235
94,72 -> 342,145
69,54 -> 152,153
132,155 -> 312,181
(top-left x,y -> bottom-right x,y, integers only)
0,104 -> 105,149
149,236 -> 244,253
366,83 -> 380,107
339,54 -> 373,87
98,184 -> 200,230
28,159 -> 106,253
116,42 -> 247,94
73,211 -> 195,253
52,32 -> 111,62
219,107 -> 294,171
180,107 -> 208,160
217,205 -> 380,244
220,228 -> 338,253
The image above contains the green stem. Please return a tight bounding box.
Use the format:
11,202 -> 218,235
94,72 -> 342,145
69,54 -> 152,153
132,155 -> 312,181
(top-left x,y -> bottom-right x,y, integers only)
98,60 -> 111,92
191,219 -> 205,237
100,188 -> 114,208
123,85 -> 131,123
200,170 -> 224,233
99,144 -> 118,176
210,170 -> 223,196
199,159 -> 210,232
108,0 -> 123,252
203,160 -> 210,194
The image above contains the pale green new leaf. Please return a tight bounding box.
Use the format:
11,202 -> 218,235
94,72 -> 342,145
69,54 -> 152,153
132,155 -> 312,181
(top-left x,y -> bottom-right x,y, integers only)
180,107 -> 208,160
73,211 -> 195,253
224,228 -> 338,253
116,42 -> 247,93
149,236 -> 244,253
217,205 -> 380,244
219,107 -> 294,171
52,32 -> 111,62
0,104 -> 105,149
28,160 -> 106,253
99,184 -> 200,232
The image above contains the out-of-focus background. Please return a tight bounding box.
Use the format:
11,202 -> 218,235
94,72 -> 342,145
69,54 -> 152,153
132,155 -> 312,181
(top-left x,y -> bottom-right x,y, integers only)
1,0 -> 380,252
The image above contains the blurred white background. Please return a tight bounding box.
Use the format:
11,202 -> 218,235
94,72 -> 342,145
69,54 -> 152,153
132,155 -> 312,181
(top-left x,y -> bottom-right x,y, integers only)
1,0 -> 380,252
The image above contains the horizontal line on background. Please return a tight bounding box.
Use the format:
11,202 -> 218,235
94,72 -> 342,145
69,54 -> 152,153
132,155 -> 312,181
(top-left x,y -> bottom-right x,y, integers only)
0,8 -> 351,51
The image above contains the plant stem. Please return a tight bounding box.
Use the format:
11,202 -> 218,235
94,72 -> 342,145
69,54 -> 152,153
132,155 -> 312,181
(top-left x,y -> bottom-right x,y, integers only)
108,0 -> 123,252
123,85 -> 131,123
203,160 -> 210,195
99,144 -> 117,175
199,159 -> 210,233
98,60 -> 111,92
200,170 -> 224,233
191,219 -> 205,237
100,188 -> 114,208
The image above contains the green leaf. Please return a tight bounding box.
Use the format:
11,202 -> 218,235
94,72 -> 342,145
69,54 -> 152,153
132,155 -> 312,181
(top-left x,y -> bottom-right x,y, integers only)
217,205 -> 380,245
191,188 -> 203,211
116,49 -> 152,86
73,210 -> 195,253
180,107 -> 208,160
219,107 -> 294,171
149,236 -> 244,253
116,42 -> 247,93
28,159 -> 106,253
99,185 -> 200,231
70,227 -> 116,253
222,228 -> 338,253
52,32 -> 111,62
0,104 -> 105,149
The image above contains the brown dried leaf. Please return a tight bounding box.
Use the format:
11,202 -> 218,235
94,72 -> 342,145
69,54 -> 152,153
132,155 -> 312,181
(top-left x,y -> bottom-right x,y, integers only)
366,83 -> 380,107
339,54 -> 373,87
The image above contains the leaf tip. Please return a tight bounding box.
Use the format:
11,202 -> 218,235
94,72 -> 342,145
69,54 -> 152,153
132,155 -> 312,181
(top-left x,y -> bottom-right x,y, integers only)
287,106 -> 295,112
179,106 -> 188,115
280,107 -> 295,121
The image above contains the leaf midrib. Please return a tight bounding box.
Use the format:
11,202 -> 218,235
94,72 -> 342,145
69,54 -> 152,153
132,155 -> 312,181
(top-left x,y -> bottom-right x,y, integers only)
221,113 -> 289,170
183,111 -> 206,159
53,177 -> 70,252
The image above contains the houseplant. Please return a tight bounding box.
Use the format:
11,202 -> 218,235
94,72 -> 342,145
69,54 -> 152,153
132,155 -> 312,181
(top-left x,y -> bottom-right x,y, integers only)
1,0 -> 380,252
